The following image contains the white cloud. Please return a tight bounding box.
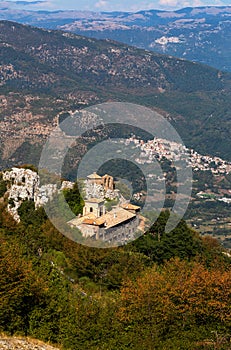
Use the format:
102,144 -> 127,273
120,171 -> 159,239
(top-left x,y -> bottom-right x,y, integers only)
158,0 -> 204,8
31,1 -> 54,9
158,0 -> 227,8
1,0 -> 229,13
0,0 -> 55,9
95,0 -> 108,9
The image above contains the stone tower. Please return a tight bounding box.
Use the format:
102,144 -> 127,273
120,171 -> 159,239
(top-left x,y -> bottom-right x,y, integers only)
83,198 -> 106,218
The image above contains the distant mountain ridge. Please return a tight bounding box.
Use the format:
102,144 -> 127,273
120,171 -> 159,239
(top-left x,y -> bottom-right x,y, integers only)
0,21 -> 231,169
0,6 -> 231,71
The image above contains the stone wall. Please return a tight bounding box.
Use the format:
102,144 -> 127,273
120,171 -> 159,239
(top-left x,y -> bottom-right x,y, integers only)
99,216 -> 139,244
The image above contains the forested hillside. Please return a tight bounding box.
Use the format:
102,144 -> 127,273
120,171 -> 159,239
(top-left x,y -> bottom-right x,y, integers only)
0,6 -> 231,72
1,188 -> 231,349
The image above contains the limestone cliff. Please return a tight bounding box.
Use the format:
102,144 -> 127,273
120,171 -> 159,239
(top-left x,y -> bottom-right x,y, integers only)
2,167 -> 73,222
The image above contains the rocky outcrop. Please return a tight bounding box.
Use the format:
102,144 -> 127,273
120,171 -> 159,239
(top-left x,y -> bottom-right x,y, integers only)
60,181 -> 75,191
3,167 -> 40,222
85,181 -> 120,201
0,337 -> 59,350
2,167 -> 73,222
34,184 -> 57,208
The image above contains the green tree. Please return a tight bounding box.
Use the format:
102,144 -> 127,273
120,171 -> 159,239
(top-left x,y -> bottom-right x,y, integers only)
63,182 -> 84,216
0,173 -> 7,197
18,200 -> 47,227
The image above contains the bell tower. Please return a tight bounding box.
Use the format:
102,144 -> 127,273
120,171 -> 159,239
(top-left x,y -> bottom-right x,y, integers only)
83,198 -> 106,218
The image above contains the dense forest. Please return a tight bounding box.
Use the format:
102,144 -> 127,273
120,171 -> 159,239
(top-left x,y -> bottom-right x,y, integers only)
1,182 -> 231,349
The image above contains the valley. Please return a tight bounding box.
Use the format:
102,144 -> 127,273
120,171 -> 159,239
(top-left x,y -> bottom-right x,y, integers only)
0,21 -> 231,169
0,20 -> 230,243
1,8 -> 231,348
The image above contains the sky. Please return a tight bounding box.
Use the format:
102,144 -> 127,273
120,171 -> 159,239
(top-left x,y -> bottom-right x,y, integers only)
1,0 -> 231,12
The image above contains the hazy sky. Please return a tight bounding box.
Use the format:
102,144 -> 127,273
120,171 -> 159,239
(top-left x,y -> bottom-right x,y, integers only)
1,0 -> 231,12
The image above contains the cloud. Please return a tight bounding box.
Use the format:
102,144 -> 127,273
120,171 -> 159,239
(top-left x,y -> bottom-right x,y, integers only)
95,0 -> 108,9
158,0 -> 203,8
0,0 -> 54,9
0,0 -> 45,4
158,0 -> 227,8
0,0 -> 228,13
15,1 -> 45,4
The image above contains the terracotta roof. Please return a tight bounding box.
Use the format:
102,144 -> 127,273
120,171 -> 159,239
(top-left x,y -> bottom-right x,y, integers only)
67,213 -> 96,226
121,203 -> 140,211
87,172 -> 102,179
82,218 -> 97,225
84,198 -> 105,204
82,216 -> 106,226
69,206 -> 137,229
95,216 -> 106,225
101,207 -> 136,229
102,173 -> 112,178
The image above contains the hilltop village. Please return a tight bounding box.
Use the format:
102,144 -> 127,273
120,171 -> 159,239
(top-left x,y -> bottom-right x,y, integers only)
122,136 -> 231,175
116,136 -> 231,203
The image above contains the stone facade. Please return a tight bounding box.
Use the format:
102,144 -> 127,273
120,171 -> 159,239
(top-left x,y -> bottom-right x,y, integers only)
68,206 -> 139,244
100,215 -> 139,243
87,172 -> 114,190
101,174 -> 114,191
83,198 -> 106,217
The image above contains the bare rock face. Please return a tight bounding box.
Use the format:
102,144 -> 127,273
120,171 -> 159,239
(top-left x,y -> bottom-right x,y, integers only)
3,167 -> 40,222
0,337 -> 59,350
2,167 -> 60,221
85,182 -> 105,200
34,184 -> 57,208
85,181 -> 120,201
60,181 -> 75,191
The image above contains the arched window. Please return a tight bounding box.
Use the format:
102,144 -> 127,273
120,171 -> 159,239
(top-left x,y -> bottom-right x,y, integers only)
90,207 -> 93,213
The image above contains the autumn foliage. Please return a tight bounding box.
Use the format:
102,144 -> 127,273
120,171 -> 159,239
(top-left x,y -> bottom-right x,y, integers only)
118,258 -> 231,348
0,201 -> 231,349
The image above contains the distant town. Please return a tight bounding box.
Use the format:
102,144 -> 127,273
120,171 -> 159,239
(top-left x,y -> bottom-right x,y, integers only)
121,136 -> 231,175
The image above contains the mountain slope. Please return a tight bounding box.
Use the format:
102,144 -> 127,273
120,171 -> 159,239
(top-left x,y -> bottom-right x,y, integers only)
0,6 -> 231,72
0,21 -> 231,168
61,6 -> 231,73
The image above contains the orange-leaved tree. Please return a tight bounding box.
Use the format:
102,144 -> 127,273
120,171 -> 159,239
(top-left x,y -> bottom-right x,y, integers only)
118,258 -> 231,349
